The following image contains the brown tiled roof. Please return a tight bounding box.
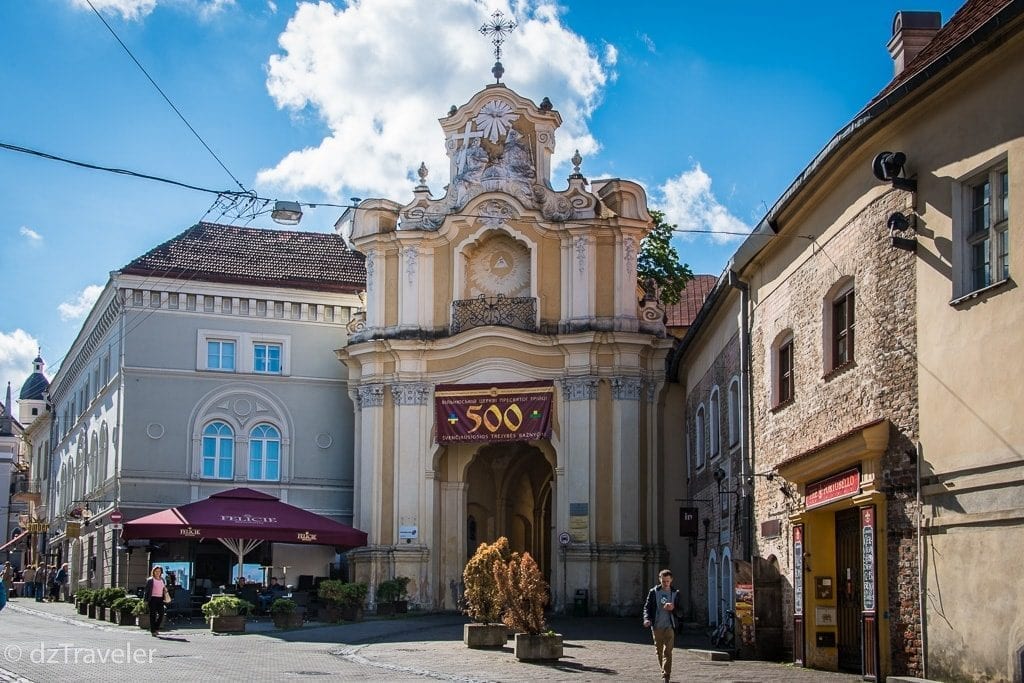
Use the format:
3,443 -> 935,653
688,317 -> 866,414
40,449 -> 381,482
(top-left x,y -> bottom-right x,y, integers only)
665,274 -> 718,328
121,222 -> 366,293
866,0 -> 1014,107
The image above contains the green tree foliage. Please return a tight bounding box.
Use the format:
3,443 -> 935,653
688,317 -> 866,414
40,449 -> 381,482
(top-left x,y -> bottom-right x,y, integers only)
493,551 -> 549,635
462,537 -> 511,623
637,210 -> 694,306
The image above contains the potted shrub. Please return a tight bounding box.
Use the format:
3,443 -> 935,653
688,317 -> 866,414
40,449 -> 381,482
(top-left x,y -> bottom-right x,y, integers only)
270,597 -> 303,629
102,588 -> 127,623
94,588 -> 112,620
76,589 -> 94,616
462,537 -> 511,648
201,595 -> 253,633
392,576 -> 411,614
375,579 -> 399,616
111,596 -> 140,626
132,597 -> 151,630
317,580 -> 368,622
494,551 -> 562,661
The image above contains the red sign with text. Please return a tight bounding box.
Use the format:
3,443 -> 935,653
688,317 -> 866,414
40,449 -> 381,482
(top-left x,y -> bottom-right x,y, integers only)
435,381 -> 554,444
805,468 -> 860,508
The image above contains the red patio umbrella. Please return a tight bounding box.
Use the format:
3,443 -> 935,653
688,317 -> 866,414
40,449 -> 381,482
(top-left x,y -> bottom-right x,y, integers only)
121,487 -> 367,579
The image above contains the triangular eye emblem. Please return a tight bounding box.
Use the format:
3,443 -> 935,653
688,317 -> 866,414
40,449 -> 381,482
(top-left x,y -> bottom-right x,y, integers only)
494,256 -> 509,269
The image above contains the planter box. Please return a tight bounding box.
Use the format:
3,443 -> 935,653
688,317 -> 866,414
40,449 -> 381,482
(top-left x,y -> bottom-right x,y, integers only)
514,633 -> 563,661
341,606 -> 364,622
464,623 -> 508,649
87,604 -> 97,619
318,605 -> 343,623
97,606 -> 107,621
394,600 -> 409,614
112,609 -> 136,626
77,602 -> 89,615
137,614 -> 151,630
108,609 -> 119,624
272,613 -> 304,629
376,602 -> 395,616
209,615 -> 246,633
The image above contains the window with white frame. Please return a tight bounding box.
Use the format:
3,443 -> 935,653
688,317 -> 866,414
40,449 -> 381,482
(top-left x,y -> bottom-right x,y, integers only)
709,387 -> 720,459
202,421 -> 234,478
253,343 -> 282,374
248,424 -> 281,481
956,162 -> 1010,297
207,339 -> 236,371
727,378 -> 740,447
695,404 -> 707,470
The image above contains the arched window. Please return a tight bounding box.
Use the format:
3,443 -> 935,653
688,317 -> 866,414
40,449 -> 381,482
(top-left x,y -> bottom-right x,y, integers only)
89,432 -> 99,490
727,377 -> 740,447
709,387 -> 720,459
99,423 -> 109,483
248,424 -> 280,481
202,422 -> 234,479
695,405 -> 706,470
823,278 -> 855,374
721,547 -> 735,616
707,551 -> 720,626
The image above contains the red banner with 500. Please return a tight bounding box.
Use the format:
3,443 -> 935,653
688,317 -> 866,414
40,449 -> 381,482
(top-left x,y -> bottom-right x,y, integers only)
434,381 -> 554,443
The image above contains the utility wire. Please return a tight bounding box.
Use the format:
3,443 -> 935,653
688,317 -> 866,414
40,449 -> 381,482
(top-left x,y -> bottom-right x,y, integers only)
85,0 -> 248,193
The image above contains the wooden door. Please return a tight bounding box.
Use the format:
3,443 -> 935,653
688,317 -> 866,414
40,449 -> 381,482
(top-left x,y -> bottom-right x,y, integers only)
835,508 -> 862,673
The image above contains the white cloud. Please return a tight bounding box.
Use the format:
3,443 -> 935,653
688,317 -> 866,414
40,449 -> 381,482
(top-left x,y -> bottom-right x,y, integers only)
655,164 -> 751,245
267,1 -> 277,14
20,226 -> 43,245
637,32 -> 656,54
603,43 -> 618,67
0,329 -> 40,410
58,285 -> 104,322
70,0 -> 234,21
258,0 -> 612,201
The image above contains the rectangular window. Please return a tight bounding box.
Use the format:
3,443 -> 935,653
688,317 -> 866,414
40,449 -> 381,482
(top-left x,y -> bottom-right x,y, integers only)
778,340 -> 794,404
132,290 -> 143,306
222,298 -> 232,314
204,297 -> 215,313
253,343 -> 282,374
239,300 -> 249,316
325,307 -> 335,323
186,294 -> 197,311
958,164 -> 1010,296
274,302 -> 284,318
207,340 -> 236,371
257,301 -> 267,316
168,293 -> 179,309
832,289 -> 855,368
149,291 -> 161,308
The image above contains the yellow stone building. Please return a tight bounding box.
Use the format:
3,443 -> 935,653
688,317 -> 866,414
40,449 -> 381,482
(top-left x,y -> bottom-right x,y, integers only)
337,82 -> 673,614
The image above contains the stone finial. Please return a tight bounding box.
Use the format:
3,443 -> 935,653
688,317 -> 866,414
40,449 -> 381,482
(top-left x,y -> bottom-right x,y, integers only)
540,97 -> 553,111
448,105 -> 458,117
491,61 -> 505,83
418,162 -> 429,184
569,149 -> 585,180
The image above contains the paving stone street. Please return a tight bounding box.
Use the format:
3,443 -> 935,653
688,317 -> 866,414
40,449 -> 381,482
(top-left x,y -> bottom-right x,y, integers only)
0,598 -> 863,682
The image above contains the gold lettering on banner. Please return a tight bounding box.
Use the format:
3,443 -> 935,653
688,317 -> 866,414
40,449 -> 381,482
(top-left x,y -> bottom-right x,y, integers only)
296,531 -> 317,542
179,527 -> 202,537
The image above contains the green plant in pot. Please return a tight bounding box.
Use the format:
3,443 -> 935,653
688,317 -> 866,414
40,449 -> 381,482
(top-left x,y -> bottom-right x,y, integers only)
111,596 -> 141,626
375,579 -> 401,616
269,597 -> 303,629
201,595 -> 253,634
493,551 -> 562,661
462,537 -> 511,648
318,580 -> 368,622
132,596 -> 151,630
76,588 -> 95,615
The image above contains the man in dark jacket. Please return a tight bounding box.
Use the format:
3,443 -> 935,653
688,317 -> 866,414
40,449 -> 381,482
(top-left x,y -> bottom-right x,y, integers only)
642,569 -> 684,681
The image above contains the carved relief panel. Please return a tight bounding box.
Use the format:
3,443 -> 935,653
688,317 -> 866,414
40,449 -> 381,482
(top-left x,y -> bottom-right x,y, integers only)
463,231 -> 531,299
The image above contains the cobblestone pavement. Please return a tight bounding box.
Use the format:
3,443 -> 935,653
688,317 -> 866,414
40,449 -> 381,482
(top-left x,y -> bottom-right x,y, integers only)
0,598 -> 862,682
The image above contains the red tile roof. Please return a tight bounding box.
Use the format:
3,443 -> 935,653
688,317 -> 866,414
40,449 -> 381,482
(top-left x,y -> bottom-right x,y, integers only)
665,274 -> 718,328
121,222 -> 366,293
867,0 -> 1014,107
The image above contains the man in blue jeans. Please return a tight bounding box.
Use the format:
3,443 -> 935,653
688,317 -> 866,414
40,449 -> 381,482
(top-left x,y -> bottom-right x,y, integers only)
642,569 -> 683,682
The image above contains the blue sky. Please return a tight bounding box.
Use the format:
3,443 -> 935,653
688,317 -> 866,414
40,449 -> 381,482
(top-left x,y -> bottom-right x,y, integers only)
0,0 -> 964,398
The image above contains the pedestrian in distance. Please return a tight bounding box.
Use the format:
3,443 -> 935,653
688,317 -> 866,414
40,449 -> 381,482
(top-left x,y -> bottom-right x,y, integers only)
54,562 -> 69,602
145,566 -> 169,637
21,564 -> 36,599
1,561 -> 13,594
47,564 -> 60,602
642,568 -> 684,682
35,564 -> 48,602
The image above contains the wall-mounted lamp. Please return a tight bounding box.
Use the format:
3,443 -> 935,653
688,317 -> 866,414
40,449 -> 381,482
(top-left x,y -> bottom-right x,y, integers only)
887,211 -> 917,251
872,151 -> 917,192
713,465 -> 727,485
271,200 -> 303,225
803,551 -> 813,573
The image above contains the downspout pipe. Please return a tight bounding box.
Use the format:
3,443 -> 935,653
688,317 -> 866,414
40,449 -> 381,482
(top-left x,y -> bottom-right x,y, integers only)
727,270 -> 753,562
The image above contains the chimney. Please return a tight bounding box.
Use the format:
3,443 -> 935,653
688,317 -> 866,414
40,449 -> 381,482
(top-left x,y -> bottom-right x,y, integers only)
888,11 -> 942,76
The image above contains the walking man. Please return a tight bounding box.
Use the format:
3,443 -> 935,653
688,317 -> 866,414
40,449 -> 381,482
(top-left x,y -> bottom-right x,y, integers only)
642,569 -> 683,682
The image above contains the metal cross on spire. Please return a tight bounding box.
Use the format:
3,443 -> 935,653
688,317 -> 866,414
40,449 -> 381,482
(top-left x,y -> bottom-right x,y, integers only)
479,10 -> 516,83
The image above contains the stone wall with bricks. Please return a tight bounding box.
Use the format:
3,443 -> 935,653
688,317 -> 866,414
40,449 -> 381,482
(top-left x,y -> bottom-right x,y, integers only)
747,187 -> 921,675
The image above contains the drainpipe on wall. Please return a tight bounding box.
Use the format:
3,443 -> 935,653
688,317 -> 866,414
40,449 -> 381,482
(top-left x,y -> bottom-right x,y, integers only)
727,271 -> 753,562
917,440 -> 927,678
111,294 -> 126,589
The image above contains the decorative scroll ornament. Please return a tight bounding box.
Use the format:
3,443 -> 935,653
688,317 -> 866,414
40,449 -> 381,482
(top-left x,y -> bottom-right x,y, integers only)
364,251 -> 375,293
357,384 -> 385,408
391,383 -> 431,405
611,377 -> 642,401
479,199 -> 518,228
623,237 -> 637,270
560,376 -> 599,401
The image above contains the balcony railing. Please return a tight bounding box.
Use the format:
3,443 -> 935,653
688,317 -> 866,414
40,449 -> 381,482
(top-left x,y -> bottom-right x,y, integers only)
451,295 -> 537,335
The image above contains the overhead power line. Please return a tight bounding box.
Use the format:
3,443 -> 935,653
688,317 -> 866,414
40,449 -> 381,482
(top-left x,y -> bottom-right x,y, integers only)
85,0 -> 248,193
